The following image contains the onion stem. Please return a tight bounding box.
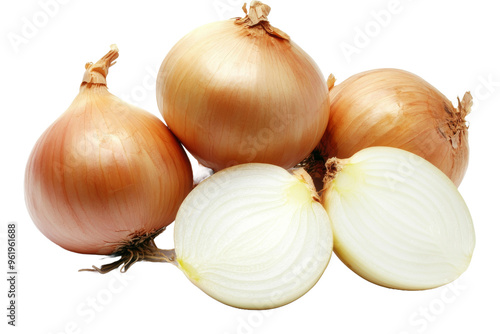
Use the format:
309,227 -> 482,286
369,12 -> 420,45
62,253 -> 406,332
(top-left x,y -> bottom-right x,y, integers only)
81,44 -> 119,86
234,1 -> 290,40
323,157 -> 347,185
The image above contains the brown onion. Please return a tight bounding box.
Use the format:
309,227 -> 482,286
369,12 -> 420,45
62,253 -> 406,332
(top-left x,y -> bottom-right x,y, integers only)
25,46 -> 192,271
317,68 -> 472,186
156,1 -> 329,171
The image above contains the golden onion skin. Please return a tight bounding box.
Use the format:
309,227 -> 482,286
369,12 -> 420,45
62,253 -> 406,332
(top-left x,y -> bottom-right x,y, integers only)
25,48 -> 193,255
320,69 -> 471,186
157,17 -> 329,171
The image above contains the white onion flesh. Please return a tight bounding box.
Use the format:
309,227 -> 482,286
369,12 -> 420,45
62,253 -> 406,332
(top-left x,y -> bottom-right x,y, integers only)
322,147 -> 475,290
174,164 -> 333,309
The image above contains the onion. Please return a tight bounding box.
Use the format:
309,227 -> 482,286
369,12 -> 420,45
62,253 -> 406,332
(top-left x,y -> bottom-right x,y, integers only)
25,46 -> 193,271
170,163 -> 333,309
317,69 -> 472,186
321,147 -> 475,290
156,1 -> 329,172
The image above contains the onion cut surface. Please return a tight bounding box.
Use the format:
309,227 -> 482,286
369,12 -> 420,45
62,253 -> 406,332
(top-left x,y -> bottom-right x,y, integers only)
322,147 -> 475,290
174,163 -> 333,309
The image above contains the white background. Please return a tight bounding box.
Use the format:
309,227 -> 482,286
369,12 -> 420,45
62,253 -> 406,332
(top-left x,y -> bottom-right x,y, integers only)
1,0 -> 499,333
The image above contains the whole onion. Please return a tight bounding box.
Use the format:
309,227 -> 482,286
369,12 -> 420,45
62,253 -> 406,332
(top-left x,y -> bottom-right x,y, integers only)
156,1 -> 329,171
25,46 -> 193,271
318,68 -> 472,186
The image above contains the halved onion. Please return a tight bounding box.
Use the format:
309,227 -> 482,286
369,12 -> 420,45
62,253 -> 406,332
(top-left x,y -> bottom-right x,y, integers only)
322,147 -> 475,290
173,163 -> 333,309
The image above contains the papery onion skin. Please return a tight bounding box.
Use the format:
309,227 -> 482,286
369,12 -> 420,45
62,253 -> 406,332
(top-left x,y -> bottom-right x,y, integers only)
25,46 -> 193,256
322,147 -> 475,290
174,163 -> 333,310
319,69 -> 472,186
157,2 -> 329,172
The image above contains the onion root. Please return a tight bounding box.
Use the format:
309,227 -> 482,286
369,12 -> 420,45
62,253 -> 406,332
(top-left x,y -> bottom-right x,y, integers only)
80,228 -> 176,274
